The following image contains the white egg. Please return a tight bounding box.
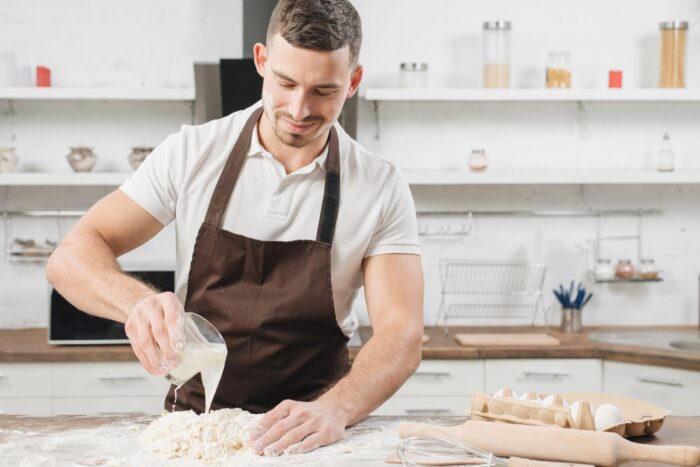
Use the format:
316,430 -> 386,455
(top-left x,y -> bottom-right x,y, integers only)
541,394 -> 560,408
593,404 -> 624,431
570,400 -> 583,422
493,387 -> 516,398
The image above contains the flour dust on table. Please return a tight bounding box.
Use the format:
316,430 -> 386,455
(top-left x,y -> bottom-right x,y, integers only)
140,408 -> 262,462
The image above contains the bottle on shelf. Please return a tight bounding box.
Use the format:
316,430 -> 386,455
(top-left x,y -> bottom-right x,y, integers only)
656,133 -> 675,172
482,20 -> 511,88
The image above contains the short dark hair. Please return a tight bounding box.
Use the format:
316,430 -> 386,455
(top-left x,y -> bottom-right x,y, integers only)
266,0 -> 362,66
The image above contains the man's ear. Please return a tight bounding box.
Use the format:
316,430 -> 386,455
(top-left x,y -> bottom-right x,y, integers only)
347,64 -> 363,99
253,42 -> 268,78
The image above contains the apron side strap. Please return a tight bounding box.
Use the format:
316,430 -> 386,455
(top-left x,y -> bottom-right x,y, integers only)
316,127 -> 341,245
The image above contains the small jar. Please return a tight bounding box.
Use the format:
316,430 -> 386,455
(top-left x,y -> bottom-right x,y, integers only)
659,21 -> 688,88
66,146 -> 97,172
594,258 -> 615,281
657,133 -> 675,172
639,259 -> 659,280
128,146 -> 154,170
615,259 -> 635,279
0,147 -> 18,173
482,20 -> 511,88
468,149 -> 489,172
399,62 -> 428,88
546,51 -> 572,88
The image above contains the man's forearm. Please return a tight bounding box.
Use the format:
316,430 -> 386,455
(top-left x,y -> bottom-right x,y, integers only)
318,322 -> 422,426
46,229 -> 157,323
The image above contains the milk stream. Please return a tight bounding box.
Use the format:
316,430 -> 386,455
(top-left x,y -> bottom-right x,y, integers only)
168,342 -> 228,413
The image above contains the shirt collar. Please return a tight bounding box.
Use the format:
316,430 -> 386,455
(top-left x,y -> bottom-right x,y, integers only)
247,119 -> 329,174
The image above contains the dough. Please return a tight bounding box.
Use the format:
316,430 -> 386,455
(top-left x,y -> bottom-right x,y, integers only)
139,408 -> 262,462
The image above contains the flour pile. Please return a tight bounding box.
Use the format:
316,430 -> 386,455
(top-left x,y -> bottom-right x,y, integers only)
139,408 -> 262,462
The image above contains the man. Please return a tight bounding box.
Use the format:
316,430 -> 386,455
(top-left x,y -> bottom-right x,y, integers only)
46,0 -> 423,457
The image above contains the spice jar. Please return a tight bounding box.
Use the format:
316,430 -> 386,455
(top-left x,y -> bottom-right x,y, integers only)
639,259 -> 659,280
615,259 -> 635,279
659,21 -> 688,88
468,149 -> 489,172
399,62 -> 428,88
546,51 -> 572,88
482,21 -> 511,88
657,133 -> 675,172
66,146 -> 97,172
594,258 -> 615,281
0,147 -> 18,173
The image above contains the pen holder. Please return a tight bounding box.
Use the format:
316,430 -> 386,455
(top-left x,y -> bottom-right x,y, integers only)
560,308 -> 582,333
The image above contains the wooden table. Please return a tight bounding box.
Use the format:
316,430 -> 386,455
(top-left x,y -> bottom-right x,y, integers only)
1,415 -> 698,466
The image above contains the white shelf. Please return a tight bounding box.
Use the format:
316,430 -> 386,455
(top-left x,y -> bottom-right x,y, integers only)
404,170 -> 700,186
0,172 -> 130,186
0,87 -> 195,101
364,88 -> 700,102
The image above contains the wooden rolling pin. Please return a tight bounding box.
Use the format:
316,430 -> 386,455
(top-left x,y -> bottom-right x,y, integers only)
398,420 -> 700,467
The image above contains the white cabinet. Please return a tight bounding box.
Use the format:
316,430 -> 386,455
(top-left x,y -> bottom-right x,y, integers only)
52,397 -> 166,415
603,361 -> 700,416
0,363 -> 52,414
374,360 -> 483,416
51,362 -> 169,397
0,363 -> 52,397
484,359 -> 602,395
0,362 -> 169,416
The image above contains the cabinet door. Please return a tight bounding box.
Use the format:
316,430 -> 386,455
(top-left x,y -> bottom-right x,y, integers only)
484,359 -> 602,395
52,396 -> 166,415
603,361 -> 700,415
0,363 -> 52,397
0,397 -> 52,416
395,360 -> 484,396
52,362 -> 170,397
373,395 -> 470,416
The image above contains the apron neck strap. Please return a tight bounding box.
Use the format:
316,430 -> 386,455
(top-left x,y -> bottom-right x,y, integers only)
204,107 -> 341,246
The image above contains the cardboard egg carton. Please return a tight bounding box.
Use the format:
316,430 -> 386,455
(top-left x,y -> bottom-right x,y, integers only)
470,389 -> 671,438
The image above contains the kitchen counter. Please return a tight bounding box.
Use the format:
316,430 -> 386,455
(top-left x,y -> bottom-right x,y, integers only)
1,414 -> 699,466
2,325 -> 699,371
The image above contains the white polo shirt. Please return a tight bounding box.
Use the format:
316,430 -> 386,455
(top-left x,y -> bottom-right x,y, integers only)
120,102 -> 420,336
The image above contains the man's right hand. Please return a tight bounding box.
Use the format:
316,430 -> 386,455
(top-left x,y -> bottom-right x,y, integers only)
125,291 -> 185,376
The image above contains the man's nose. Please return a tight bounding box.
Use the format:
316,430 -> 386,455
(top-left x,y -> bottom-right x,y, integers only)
288,90 -> 311,122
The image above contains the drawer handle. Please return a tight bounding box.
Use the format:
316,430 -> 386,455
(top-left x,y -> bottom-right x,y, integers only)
405,409 -> 452,415
413,372 -> 451,378
97,374 -> 147,382
635,375 -> 684,387
522,370 -> 571,378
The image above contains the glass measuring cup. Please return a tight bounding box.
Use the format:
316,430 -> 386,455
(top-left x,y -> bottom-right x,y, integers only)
164,312 -> 227,388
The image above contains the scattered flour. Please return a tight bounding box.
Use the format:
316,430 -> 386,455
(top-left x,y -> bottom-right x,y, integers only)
139,408 -> 262,463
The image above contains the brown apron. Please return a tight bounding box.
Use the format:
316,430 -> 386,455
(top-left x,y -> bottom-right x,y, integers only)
166,107 -> 351,414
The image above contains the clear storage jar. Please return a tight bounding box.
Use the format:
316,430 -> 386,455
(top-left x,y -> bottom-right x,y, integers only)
482,21 -> 511,88
659,21 -> 688,88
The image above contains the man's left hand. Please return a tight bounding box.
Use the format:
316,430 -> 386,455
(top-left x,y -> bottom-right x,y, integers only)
249,398 -> 348,456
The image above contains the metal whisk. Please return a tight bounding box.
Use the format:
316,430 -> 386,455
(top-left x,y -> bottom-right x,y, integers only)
397,431 -> 502,467
397,431 -> 592,467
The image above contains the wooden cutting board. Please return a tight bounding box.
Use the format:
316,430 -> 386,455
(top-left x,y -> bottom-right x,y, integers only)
455,333 -> 560,347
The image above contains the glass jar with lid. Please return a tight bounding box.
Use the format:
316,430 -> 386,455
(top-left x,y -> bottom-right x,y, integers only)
615,259 -> 635,279
594,258 -> 615,281
468,149 -> 489,172
659,21 -> 688,88
639,259 -> 659,280
482,20 -> 511,88
399,62 -> 429,88
546,51 -> 572,88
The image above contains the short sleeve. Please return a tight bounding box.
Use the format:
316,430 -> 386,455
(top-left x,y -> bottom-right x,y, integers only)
364,166 -> 421,257
119,127 -> 187,226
